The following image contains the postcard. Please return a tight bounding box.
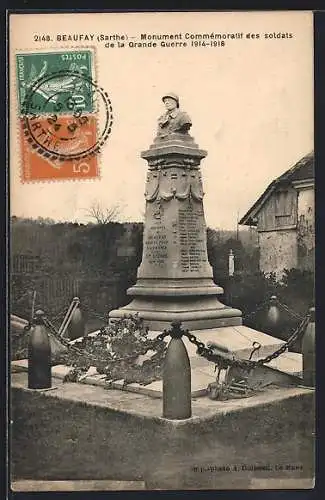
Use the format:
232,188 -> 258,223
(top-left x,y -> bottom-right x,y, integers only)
9,11 -> 314,491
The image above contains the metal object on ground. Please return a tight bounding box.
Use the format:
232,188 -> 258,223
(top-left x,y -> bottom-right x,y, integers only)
225,361 -> 301,393
302,307 -> 315,387
207,378 -> 256,400
249,341 -> 261,360
59,297 -> 80,338
28,310 -> 51,389
206,341 -> 236,383
30,290 -> 36,324
67,303 -> 86,341
163,321 -> 192,420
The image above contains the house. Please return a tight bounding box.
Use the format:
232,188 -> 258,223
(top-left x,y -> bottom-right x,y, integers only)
239,152 -> 314,279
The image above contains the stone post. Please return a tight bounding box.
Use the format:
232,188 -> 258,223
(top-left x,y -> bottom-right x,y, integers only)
163,321 -> 191,420
302,307 -> 315,387
266,295 -> 281,333
67,302 -> 86,341
228,249 -> 235,277
28,310 -> 51,389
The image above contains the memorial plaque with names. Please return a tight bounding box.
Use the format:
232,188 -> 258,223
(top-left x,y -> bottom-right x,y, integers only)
138,197 -> 212,279
144,220 -> 168,268
178,203 -> 208,274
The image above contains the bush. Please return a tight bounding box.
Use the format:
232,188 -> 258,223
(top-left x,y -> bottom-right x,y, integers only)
10,218 -> 143,322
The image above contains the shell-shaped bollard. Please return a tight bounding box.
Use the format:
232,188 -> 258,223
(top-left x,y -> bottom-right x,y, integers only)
163,334 -> 192,420
67,304 -> 85,341
302,307 -> 315,387
266,295 -> 281,330
28,310 -> 51,389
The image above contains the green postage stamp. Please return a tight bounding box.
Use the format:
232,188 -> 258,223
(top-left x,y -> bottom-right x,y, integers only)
16,50 -> 94,114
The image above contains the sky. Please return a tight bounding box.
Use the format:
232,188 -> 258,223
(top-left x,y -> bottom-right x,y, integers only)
10,11 -> 313,230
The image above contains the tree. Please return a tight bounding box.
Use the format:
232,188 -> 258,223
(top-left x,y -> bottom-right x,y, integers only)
84,201 -> 124,225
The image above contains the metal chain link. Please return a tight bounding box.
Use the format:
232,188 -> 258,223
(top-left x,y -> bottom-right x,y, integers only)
44,315 -> 132,364
276,300 -> 304,321
242,299 -> 270,322
22,293 -> 309,375
183,330 -> 253,370
156,330 -> 171,342
42,315 -> 160,365
182,311 -> 310,370
51,307 -> 70,323
42,316 -> 109,362
51,302 -> 108,325
255,313 -> 310,365
81,303 -> 108,322
13,291 -> 31,305
242,296 -> 304,323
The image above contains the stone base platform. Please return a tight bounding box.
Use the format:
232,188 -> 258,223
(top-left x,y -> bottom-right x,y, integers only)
109,296 -> 242,331
12,325 -> 303,399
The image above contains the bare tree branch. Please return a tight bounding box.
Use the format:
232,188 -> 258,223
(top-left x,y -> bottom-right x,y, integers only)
84,201 -> 124,225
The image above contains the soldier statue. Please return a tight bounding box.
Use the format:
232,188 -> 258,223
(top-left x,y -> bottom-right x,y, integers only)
156,93 -> 192,139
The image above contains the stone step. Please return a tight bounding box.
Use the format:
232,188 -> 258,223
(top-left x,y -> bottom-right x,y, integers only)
267,352 -> 302,377
149,325 -> 285,361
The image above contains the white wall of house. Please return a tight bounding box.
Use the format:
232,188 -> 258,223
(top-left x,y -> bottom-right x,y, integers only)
257,183 -> 314,278
297,184 -> 314,215
259,228 -> 298,279
295,183 -> 314,270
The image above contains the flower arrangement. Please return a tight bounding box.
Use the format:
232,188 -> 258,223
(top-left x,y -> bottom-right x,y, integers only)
60,314 -> 167,385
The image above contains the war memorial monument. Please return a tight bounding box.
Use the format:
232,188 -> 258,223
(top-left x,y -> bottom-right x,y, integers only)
110,92 -> 242,330
109,92 -> 290,397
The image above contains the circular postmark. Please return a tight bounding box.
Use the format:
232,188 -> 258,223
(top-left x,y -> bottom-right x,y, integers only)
21,69 -> 113,161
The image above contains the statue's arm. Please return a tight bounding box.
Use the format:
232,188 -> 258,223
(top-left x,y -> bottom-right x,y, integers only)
177,112 -> 192,131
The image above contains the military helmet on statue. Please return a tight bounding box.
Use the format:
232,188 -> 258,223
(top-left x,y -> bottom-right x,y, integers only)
162,93 -> 179,107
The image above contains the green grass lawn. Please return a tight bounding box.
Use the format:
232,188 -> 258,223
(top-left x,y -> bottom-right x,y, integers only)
11,389 -> 153,481
11,386 -> 315,489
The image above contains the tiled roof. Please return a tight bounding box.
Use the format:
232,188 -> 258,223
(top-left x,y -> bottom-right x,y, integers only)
288,152 -> 314,181
239,152 -> 314,226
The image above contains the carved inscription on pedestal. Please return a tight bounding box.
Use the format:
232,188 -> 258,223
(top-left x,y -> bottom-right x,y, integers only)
144,219 -> 168,267
179,205 -> 206,272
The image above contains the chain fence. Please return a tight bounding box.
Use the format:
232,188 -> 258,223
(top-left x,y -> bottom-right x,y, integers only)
155,308 -> 312,400
182,312 -> 310,370
155,295 -> 311,375
12,293 -> 312,392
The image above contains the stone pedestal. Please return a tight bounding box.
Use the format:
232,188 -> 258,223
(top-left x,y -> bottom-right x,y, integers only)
109,134 -> 242,330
